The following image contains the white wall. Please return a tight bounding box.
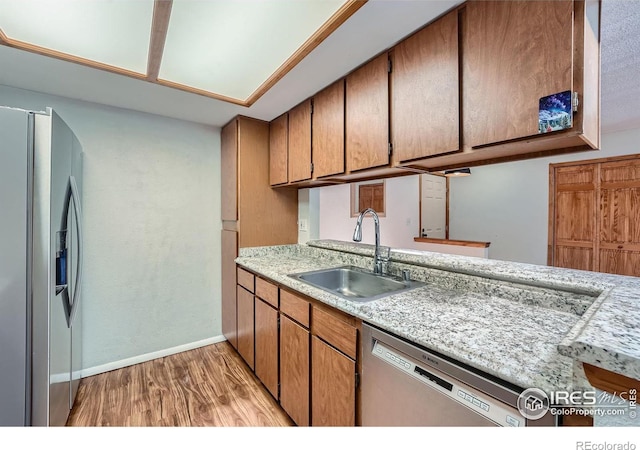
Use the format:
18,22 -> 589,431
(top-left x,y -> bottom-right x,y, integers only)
1,84 -> 222,371
449,128 -> 640,265
318,176 -> 420,249
297,188 -> 320,243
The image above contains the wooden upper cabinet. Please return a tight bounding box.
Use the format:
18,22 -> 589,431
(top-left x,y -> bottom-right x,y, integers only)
392,9 -> 460,162
288,99 -> 312,183
312,80 -> 345,178
346,53 -> 390,172
221,119 -> 238,221
269,113 -> 288,186
462,0 -> 574,148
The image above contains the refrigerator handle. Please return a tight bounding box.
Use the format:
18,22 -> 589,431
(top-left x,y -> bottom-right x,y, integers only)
68,176 -> 83,327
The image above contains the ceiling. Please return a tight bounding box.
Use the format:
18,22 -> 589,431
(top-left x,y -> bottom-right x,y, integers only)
0,0 -> 639,133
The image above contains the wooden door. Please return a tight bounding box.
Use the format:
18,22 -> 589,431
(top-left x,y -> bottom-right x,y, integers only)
462,0 -> 574,148
392,9 -> 459,161
312,80 -> 345,178
288,99 -> 312,183
221,231 -> 238,349
221,119 -> 237,221
311,336 -> 355,426
280,315 -> 310,426
254,298 -> 279,399
236,285 -> 254,370
550,164 -> 597,271
269,113 -> 288,186
346,53 -> 389,172
599,160 -> 640,276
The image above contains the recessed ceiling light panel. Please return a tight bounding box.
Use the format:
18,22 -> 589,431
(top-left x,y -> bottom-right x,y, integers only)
0,0 -> 154,74
160,0 -> 347,100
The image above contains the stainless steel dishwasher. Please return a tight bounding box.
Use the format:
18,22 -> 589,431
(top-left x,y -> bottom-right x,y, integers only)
361,323 -> 556,427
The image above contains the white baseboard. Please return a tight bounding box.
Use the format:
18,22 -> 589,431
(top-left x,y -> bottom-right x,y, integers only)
80,335 -> 227,378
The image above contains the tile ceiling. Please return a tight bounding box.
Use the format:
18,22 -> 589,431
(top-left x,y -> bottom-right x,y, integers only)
0,0 -> 362,106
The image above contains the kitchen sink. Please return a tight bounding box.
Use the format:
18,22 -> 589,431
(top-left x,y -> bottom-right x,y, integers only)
289,266 -> 424,302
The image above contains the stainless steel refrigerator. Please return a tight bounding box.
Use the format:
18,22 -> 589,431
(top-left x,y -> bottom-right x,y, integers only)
0,106 -> 84,426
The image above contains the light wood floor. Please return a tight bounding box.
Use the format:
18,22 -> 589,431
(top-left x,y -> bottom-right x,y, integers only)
66,341 -> 294,426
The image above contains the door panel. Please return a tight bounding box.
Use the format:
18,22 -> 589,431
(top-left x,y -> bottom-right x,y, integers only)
269,113 -> 288,186
222,231 -> 238,349
0,107 -> 29,425
550,157 -> 640,276
312,80 -> 345,178
421,174 -> 446,239
70,132 -> 83,408
288,100 -> 312,183
280,315 -> 310,426
49,110 -> 74,426
463,0 -> 573,147
221,119 -> 238,221
346,53 -> 389,172
311,336 -> 355,426
254,298 -> 278,399
392,9 -> 459,161
237,285 -> 254,369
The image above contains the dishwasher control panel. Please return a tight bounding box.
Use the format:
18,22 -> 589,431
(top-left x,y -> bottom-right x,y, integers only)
372,340 -> 525,427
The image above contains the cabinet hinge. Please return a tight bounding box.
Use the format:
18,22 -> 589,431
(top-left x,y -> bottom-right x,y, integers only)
388,142 -> 393,157
310,162 -> 314,174
388,58 -> 392,73
572,91 -> 579,112
310,99 -> 314,114
277,316 -> 280,330
355,372 -> 360,388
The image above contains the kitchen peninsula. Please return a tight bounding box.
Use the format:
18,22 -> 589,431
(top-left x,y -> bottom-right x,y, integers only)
234,239 -> 640,426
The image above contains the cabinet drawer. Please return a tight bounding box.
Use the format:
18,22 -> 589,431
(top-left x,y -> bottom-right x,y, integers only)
280,290 -> 310,328
237,267 -> 254,293
312,305 -> 357,359
255,277 -> 279,308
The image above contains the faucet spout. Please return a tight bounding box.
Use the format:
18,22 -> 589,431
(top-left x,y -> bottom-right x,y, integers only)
353,208 -> 384,274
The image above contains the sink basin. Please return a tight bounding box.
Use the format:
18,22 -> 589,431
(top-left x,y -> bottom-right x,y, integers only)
289,266 -> 424,302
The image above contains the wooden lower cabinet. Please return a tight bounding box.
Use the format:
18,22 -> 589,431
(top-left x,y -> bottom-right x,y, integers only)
280,315 -> 310,426
236,285 -> 254,370
254,298 -> 279,399
311,336 -> 356,427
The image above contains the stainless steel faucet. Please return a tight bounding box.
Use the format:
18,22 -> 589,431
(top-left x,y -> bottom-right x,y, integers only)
353,208 -> 387,274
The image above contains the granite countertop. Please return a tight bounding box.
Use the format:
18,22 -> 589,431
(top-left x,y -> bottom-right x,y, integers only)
235,240 -> 640,395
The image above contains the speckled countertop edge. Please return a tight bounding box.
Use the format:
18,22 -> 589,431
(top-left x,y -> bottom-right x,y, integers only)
238,240 -> 640,385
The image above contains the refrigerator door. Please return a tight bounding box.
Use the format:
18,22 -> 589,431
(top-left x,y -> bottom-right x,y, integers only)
69,133 -> 83,407
0,107 -> 30,426
48,110 -> 74,426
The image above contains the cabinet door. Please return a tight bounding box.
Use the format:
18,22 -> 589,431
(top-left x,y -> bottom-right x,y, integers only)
280,315 -> 310,426
221,119 -> 237,221
221,231 -> 238,349
462,0 -> 573,148
236,285 -> 254,370
312,80 -> 345,178
288,99 -> 312,183
346,53 -> 389,172
255,298 -> 279,398
392,9 -> 459,161
311,336 -> 355,426
269,113 -> 288,186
